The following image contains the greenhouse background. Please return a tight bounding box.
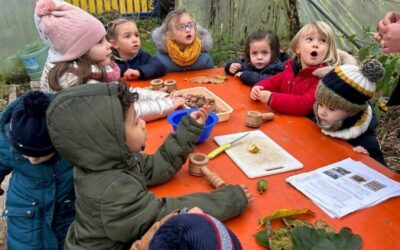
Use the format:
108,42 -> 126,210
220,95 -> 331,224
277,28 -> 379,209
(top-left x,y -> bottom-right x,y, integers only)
1,0 -> 399,58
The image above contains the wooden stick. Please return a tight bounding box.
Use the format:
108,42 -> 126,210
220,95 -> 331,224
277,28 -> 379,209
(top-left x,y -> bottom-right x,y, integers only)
201,166 -> 226,189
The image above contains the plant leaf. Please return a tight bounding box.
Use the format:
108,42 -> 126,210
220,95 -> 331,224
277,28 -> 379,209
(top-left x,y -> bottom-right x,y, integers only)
358,46 -> 370,61
292,226 -> 362,250
259,208 -> 314,227
254,230 -> 270,248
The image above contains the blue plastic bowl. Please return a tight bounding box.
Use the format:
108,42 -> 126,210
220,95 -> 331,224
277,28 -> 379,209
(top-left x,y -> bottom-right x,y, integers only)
167,109 -> 219,144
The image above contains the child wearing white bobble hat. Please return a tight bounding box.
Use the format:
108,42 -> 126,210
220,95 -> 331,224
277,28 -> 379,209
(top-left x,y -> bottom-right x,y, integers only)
313,59 -> 386,165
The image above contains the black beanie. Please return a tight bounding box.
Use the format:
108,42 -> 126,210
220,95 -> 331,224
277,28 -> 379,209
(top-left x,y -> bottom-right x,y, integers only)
149,213 -> 242,250
9,91 -> 54,157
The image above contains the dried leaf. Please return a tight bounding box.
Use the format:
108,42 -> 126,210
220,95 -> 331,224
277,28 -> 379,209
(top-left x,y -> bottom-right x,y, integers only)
215,74 -> 227,80
259,208 -> 314,227
185,76 -> 225,84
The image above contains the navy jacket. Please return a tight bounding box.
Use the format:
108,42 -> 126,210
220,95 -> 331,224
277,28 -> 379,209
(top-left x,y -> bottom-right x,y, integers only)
347,113 -> 386,166
114,49 -> 166,80
0,95 -> 75,250
225,52 -> 290,86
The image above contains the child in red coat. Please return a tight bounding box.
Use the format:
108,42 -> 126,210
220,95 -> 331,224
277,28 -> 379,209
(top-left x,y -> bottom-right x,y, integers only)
250,21 -> 341,116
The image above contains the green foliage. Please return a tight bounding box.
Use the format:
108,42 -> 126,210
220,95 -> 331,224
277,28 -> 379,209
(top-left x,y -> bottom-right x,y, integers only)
356,26 -> 400,98
0,55 -> 29,85
292,227 -> 362,250
94,10 -> 121,26
210,33 -> 240,66
254,230 -> 270,248
135,18 -> 162,56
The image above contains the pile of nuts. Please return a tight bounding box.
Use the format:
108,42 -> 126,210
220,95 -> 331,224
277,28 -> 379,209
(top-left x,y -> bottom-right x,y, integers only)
184,94 -> 222,113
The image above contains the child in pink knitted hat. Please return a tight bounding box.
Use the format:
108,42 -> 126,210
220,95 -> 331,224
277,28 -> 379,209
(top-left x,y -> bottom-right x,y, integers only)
35,0 -> 185,122
36,0 -> 119,91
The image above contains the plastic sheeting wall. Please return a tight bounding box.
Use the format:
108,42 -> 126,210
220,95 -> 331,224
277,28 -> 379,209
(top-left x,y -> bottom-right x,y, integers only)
0,0 -> 40,57
176,0 -> 400,53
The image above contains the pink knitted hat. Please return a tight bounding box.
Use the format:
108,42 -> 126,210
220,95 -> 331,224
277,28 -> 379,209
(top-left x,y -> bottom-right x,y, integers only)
35,0 -> 106,61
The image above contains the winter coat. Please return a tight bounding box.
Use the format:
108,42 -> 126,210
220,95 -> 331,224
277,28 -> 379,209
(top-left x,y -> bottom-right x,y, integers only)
151,24 -> 214,72
113,49 -> 166,80
46,83 -> 248,250
40,61 -> 175,122
313,105 -> 386,166
0,95 -> 75,250
225,52 -> 290,86
255,59 -> 326,116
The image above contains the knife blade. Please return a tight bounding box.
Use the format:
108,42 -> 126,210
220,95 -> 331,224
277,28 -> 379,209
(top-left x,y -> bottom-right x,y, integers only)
208,132 -> 250,159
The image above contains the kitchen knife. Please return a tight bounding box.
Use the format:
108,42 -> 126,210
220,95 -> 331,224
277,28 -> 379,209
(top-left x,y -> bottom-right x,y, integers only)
208,132 -> 250,159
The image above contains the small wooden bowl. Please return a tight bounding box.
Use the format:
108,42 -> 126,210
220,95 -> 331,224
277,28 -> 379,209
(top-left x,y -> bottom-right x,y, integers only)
164,79 -> 177,93
246,111 -> 262,128
150,79 -> 164,90
189,153 -> 209,176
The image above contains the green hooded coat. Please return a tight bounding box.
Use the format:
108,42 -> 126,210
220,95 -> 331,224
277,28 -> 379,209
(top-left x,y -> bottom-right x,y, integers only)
46,83 -> 248,250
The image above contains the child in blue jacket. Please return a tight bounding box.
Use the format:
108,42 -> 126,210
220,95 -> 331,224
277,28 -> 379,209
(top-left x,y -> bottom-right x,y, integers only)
0,91 -> 75,249
107,18 -> 166,80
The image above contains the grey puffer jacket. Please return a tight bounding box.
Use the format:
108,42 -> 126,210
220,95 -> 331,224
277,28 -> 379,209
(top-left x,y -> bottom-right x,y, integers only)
151,24 -> 214,72
46,83 -> 248,250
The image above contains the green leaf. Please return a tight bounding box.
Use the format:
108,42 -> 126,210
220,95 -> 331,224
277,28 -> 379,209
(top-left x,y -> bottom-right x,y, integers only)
395,58 -> 400,75
358,47 -> 370,61
254,230 -> 270,248
292,226 -> 362,250
326,228 -> 362,250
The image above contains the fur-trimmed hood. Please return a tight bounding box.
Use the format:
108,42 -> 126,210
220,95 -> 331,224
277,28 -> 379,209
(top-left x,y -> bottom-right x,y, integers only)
151,24 -> 213,53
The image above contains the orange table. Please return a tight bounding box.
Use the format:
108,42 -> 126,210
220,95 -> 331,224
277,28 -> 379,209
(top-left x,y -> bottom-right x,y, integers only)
127,68 -> 400,249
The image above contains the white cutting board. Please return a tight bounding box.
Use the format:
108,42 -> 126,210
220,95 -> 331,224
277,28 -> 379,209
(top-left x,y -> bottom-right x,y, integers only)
213,130 -> 303,178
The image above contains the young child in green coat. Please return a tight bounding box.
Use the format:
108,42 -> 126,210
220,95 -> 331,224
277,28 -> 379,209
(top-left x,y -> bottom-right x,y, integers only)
46,83 -> 252,250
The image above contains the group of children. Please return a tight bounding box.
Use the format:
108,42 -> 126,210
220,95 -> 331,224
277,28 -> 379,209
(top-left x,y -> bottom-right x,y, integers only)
0,0 -> 390,249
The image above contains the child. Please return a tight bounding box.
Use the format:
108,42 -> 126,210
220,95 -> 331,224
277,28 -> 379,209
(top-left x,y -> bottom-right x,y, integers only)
152,8 -> 214,72
225,29 -> 290,86
0,91 -> 74,249
313,59 -> 386,165
250,21 -> 341,116
35,0 -> 184,121
107,18 -> 166,80
131,207 -> 242,250
46,83 -> 252,249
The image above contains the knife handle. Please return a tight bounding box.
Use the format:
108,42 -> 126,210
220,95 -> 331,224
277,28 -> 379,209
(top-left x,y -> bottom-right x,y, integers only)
208,143 -> 231,159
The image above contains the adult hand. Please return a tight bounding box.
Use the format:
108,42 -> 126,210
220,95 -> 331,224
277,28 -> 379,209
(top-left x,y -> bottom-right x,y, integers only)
375,12 -> 400,53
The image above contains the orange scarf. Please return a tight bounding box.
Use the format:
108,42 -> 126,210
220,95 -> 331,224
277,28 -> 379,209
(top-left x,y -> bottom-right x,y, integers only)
166,37 -> 201,66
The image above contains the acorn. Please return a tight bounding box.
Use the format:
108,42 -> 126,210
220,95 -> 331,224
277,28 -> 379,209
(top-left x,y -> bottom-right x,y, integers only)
257,179 -> 268,195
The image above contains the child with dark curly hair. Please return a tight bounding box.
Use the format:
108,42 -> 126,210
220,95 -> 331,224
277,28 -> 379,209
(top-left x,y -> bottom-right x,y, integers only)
47,83 -> 252,250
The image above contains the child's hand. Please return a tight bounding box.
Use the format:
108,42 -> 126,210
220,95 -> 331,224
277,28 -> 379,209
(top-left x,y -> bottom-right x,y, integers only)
189,106 -> 210,125
169,90 -> 183,99
258,90 -> 272,103
234,72 -> 243,78
353,146 -> 369,155
229,63 -> 241,74
124,69 -> 141,80
239,184 -> 254,203
250,86 -> 264,101
172,96 -> 185,109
